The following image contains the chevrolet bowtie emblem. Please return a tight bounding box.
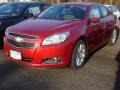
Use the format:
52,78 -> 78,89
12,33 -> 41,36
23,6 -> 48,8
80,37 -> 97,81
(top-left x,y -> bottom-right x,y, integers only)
14,37 -> 23,42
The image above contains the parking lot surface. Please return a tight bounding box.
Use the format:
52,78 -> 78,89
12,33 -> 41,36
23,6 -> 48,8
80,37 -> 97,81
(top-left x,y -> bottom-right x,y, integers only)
0,38 -> 120,90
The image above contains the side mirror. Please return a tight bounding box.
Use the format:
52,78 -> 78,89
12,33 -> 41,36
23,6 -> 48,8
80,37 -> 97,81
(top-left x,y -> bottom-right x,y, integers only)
90,17 -> 100,23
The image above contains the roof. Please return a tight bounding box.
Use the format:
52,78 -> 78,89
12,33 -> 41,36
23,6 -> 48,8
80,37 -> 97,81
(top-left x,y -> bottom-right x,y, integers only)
57,2 -> 101,6
4,2 -> 49,5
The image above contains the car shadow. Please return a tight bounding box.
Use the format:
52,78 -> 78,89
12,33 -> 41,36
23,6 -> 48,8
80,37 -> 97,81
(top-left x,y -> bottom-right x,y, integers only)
83,44 -> 107,67
114,51 -> 120,90
0,61 -> 55,90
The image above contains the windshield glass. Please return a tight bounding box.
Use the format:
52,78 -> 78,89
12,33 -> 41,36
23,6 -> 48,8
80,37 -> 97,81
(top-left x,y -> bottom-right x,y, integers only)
38,5 -> 87,20
0,3 -> 28,17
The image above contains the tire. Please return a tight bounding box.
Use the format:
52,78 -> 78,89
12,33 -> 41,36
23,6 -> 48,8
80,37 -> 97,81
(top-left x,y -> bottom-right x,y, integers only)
71,40 -> 87,69
116,19 -> 120,29
109,28 -> 119,45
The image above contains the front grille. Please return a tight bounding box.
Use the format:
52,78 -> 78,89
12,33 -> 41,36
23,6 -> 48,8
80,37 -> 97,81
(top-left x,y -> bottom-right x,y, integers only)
7,39 -> 35,48
9,33 -> 39,39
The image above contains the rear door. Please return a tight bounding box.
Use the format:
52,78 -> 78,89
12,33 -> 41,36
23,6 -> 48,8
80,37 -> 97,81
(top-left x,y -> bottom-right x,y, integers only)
99,5 -> 115,43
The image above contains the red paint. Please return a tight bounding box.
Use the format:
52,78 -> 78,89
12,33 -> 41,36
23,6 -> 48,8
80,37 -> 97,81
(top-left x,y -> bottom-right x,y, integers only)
4,3 -> 116,68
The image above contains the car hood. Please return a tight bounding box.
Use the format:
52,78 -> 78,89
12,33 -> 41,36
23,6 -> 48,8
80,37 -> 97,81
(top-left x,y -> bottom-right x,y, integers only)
8,18 -> 84,37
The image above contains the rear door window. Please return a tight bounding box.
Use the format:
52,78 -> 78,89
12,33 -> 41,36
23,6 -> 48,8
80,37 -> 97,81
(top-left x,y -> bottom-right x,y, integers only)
90,6 -> 101,18
99,6 -> 110,18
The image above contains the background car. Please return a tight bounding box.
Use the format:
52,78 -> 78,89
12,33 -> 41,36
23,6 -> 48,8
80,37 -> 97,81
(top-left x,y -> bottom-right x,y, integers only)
0,2 -> 50,47
4,3 -> 119,69
105,4 -> 120,28
0,3 -> 6,7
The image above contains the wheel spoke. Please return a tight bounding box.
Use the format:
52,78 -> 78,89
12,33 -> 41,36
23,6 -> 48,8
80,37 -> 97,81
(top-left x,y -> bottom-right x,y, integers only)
112,29 -> 117,44
76,57 -> 80,66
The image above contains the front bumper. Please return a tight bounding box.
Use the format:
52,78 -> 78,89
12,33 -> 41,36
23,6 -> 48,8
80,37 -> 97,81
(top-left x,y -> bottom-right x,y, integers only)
4,37 -> 75,68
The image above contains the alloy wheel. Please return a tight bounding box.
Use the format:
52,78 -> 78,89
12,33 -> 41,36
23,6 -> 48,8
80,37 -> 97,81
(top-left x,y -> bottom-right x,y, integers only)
74,42 -> 86,67
112,29 -> 117,44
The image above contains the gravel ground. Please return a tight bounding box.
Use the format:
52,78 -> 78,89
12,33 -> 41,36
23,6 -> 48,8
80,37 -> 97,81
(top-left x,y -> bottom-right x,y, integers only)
0,37 -> 120,90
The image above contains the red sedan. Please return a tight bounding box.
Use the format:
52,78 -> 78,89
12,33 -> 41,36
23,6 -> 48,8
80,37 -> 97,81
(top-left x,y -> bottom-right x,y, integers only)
4,3 -> 119,69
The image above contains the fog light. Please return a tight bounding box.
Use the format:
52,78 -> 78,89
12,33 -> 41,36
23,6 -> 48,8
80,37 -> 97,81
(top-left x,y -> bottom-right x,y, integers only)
43,57 -> 61,64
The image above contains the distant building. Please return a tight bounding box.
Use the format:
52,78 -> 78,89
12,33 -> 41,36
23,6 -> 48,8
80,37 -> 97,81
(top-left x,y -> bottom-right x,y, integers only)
0,0 -> 120,9
0,0 -> 8,2
51,0 -> 120,9
0,0 -> 32,2
89,0 -> 120,9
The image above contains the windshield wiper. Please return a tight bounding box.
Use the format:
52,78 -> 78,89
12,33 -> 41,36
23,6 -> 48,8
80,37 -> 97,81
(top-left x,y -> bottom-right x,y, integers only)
71,19 -> 80,21
65,19 -> 80,21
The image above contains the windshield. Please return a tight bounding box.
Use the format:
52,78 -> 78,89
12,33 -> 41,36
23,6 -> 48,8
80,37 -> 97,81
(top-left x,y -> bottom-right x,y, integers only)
38,5 -> 88,20
0,3 -> 28,17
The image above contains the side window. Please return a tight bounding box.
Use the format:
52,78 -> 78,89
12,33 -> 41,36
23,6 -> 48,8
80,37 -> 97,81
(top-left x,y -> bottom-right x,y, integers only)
90,6 -> 101,18
27,5 -> 41,15
0,4 -> 13,15
112,6 -> 117,12
100,6 -> 109,17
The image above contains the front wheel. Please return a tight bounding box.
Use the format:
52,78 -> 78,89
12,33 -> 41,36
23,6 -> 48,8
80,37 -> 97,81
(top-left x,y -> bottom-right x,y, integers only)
71,40 -> 87,69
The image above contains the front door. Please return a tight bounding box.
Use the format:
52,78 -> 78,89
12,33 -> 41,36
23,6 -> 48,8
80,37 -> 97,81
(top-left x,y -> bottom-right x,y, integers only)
87,6 -> 104,52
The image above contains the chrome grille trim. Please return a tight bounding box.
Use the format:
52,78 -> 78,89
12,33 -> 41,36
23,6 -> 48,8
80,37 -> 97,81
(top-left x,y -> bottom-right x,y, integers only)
7,38 -> 36,48
9,33 -> 39,40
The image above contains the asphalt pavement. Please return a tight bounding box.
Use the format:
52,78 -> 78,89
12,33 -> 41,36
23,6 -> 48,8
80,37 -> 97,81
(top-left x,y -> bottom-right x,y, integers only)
0,37 -> 120,90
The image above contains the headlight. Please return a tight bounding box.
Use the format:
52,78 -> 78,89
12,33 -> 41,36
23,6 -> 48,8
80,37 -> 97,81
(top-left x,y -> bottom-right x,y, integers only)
42,31 -> 70,45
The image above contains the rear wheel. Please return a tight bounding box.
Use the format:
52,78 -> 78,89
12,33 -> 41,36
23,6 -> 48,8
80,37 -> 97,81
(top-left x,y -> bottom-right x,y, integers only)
71,40 -> 87,69
116,19 -> 120,29
109,28 -> 119,45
